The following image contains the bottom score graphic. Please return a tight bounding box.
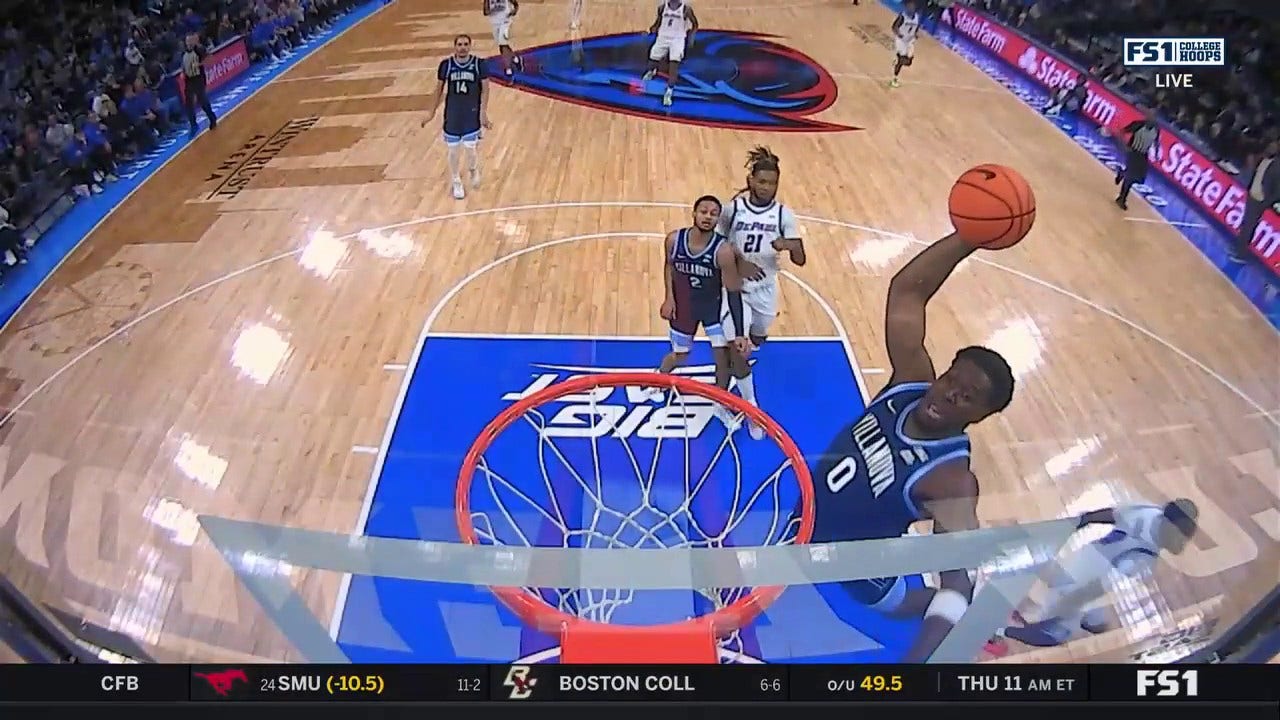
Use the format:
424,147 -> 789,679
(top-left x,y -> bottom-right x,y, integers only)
0,663 -> 1278,707
504,666 -> 538,700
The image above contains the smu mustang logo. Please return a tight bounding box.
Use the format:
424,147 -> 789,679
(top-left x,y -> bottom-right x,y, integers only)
500,360 -> 753,438
483,30 -> 854,131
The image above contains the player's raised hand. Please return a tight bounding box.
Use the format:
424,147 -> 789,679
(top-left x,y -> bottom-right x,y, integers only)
659,299 -> 675,321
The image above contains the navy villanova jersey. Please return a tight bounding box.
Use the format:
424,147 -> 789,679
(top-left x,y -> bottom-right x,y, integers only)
669,228 -> 726,332
437,55 -> 486,137
809,381 -> 971,544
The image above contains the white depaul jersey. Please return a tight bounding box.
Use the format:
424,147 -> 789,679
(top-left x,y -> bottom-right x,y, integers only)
716,193 -> 800,290
1094,504 -> 1166,574
657,0 -> 690,38
896,10 -> 921,41
486,0 -> 511,19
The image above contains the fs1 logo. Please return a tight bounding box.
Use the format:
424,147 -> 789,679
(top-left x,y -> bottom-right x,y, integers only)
1136,669 -> 1199,697
504,666 -> 538,700
1123,38 -> 1225,67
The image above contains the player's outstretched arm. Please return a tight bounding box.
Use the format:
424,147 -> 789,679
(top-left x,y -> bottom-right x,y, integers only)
901,460 -> 979,663
884,232 -> 975,384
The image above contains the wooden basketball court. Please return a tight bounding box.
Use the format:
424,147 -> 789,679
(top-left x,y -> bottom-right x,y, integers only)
0,0 -> 1275,664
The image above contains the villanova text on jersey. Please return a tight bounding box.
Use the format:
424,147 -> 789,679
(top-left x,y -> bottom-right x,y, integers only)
441,57 -> 485,137
810,383 -> 970,544
672,252 -> 719,283
849,410 -> 896,499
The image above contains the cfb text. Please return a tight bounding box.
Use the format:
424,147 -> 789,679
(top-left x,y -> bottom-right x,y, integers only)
99,675 -> 140,692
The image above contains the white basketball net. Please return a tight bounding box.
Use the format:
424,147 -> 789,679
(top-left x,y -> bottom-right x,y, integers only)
467,376 -> 804,663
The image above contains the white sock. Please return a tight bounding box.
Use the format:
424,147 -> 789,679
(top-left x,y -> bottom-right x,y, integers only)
737,374 -> 757,405
465,145 -> 479,174
446,145 -> 461,181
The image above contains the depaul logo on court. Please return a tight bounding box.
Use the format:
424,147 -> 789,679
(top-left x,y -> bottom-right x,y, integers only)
485,31 -> 854,132
501,361 -> 725,438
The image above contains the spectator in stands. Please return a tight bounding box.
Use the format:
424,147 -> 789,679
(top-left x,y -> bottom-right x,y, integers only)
0,202 -> 30,280
276,5 -> 303,48
250,13 -> 285,61
59,129 -> 104,198
1233,141 -> 1280,262
124,38 -> 145,74
129,77 -> 176,133
1043,71 -> 1088,117
43,112 -> 74,151
79,113 -> 117,180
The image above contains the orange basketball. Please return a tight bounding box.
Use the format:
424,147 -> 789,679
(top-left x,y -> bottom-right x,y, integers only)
947,164 -> 1036,250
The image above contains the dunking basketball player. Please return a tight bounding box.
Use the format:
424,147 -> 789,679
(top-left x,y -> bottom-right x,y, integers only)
483,0 -> 523,76
653,195 -> 751,393
805,232 -> 1015,662
889,0 -> 922,88
642,0 -> 699,107
716,147 -> 806,440
423,35 -> 492,200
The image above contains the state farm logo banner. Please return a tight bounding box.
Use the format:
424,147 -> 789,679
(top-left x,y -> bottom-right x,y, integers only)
176,36 -> 251,100
948,6 -> 1280,276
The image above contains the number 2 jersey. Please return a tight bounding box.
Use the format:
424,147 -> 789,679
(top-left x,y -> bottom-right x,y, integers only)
808,381 -> 971,543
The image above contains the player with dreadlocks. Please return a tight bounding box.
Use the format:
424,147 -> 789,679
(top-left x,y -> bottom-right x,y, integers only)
715,146 -> 806,438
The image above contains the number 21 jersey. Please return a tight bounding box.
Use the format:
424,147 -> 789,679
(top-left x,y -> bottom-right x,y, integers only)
717,194 -> 799,290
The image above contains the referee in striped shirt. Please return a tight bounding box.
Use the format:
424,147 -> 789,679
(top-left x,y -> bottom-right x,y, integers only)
181,33 -> 218,137
1114,109 -> 1160,210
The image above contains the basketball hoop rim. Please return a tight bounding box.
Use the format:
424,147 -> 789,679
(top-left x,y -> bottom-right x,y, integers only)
454,371 -> 815,641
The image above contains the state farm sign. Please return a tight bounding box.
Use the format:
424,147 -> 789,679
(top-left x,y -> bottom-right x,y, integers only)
948,6 -> 1280,276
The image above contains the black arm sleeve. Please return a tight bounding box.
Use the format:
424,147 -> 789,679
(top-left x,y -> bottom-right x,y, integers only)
726,290 -> 745,338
